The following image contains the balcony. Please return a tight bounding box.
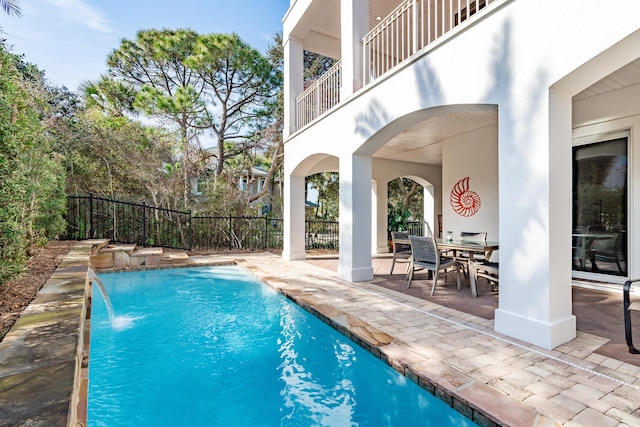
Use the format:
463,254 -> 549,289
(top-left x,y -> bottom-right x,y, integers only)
296,60 -> 342,129
294,0 -> 501,130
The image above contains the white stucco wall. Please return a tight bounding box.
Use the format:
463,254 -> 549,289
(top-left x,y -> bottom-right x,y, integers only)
283,0 -> 640,349
442,124 -> 499,261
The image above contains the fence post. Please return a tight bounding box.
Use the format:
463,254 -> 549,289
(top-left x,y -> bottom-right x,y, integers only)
142,201 -> 146,246
305,219 -> 309,248
264,215 -> 269,249
228,215 -> 233,250
110,199 -> 116,243
89,193 -> 94,239
188,210 -> 193,251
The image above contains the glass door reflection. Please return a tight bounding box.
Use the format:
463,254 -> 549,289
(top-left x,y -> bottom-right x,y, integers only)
572,137 -> 627,276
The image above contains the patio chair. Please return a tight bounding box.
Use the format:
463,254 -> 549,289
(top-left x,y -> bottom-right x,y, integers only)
472,260 -> 499,293
424,221 -> 434,237
623,279 -> 640,354
407,235 -> 460,295
591,231 -> 626,275
456,232 -> 489,277
390,231 -> 411,275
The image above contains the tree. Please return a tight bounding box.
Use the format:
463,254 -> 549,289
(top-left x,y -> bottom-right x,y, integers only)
303,51 -> 336,85
80,74 -> 137,117
306,172 -> 339,220
56,87 -> 184,211
186,32 -> 281,178
0,0 -> 20,34
0,41 -> 66,284
388,177 -> 423,220
194,32 -> 284,216
107,30 -> 283,212
245,32 -> 284,206
107,29 -> 208,207
0,0 -> 20,16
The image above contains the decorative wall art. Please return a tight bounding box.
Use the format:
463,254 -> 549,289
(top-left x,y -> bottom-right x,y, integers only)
450,177 -> 481,217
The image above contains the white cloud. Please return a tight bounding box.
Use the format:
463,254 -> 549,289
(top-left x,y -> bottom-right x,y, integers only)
45,0 -> 112,33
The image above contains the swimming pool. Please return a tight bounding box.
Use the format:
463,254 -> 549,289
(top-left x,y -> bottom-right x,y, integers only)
88,266 -> 478,426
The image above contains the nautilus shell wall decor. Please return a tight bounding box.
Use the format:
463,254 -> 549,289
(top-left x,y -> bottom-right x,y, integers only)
450,177 -> 481,217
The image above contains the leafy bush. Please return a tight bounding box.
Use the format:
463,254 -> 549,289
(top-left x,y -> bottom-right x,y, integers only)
0,43 -> 66,285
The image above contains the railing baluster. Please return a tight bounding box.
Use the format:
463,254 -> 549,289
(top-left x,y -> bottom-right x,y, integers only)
412,0 -> 418,55
449,0 -> 453,30
296,60 -> 342,128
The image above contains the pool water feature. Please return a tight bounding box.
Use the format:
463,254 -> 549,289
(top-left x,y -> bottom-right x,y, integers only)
88,266 -> 478,427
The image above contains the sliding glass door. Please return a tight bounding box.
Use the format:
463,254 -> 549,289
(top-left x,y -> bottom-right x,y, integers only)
572,136 -> 627,276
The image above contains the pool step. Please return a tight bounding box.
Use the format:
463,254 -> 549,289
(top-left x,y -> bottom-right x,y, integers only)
90,244 -> 136,269
90,243 -> 190,270
130,247 -> 163,267
160,251 -> 190,265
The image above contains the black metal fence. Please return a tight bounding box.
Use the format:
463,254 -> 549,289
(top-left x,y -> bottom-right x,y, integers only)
66,194 -> 192,249
406,221 -> 424,236
191,215 -> 284,251
64,194 -> 339,251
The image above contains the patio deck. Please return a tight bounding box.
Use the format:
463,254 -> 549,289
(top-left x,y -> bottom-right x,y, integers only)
305,253 -> 640,368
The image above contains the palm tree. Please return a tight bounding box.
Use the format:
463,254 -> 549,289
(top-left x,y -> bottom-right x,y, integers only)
80,75 -> 138,117
1,0 -> 20,17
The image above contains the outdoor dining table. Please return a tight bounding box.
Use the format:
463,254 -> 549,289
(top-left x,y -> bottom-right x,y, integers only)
436,238 -> 499,298
395,235 -> 499,298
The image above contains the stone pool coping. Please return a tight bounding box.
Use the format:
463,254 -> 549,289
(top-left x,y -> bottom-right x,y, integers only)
0,244 -> 580,427
0,240 -> 96,426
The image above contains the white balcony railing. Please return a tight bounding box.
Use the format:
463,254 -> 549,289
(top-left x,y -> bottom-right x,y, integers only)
364,0 -> 496,84
296,60 -> 342,129
294,0 -> 499,130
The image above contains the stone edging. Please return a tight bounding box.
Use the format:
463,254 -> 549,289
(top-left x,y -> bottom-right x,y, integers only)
0,240 -> 99,427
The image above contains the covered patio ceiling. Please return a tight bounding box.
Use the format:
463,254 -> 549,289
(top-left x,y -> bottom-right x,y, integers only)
289,0 -> 399,50
372,57 -> 640,166
372,109 -> 497,165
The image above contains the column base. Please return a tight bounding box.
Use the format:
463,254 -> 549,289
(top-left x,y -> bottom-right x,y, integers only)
495,309 -> 576,350
338,266 -> 374,282
282,250 -> 306,261
376,243 -> 391,254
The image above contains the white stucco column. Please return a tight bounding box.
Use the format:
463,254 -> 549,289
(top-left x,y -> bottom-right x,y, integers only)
283,173 -> 306,261
283,36 -> 303,138
340,0 -> 368,97
374,179 -> 389,253
494,94 -> 576,350
338,154 -> 374,281
423,185 -> 435,236
371,180 -> 380,254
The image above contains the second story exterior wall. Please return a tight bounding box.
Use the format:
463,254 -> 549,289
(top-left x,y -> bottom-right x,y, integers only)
284,0 -> 640,156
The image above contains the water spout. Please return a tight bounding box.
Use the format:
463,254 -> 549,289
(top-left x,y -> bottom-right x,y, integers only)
88,268 -> 115,324
88,268 -> 139,330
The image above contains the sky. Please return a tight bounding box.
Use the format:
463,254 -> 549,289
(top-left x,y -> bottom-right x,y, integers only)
0,0 -> 290,91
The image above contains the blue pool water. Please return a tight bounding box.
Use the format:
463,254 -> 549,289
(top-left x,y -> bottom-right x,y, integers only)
88,266 -> 478,427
